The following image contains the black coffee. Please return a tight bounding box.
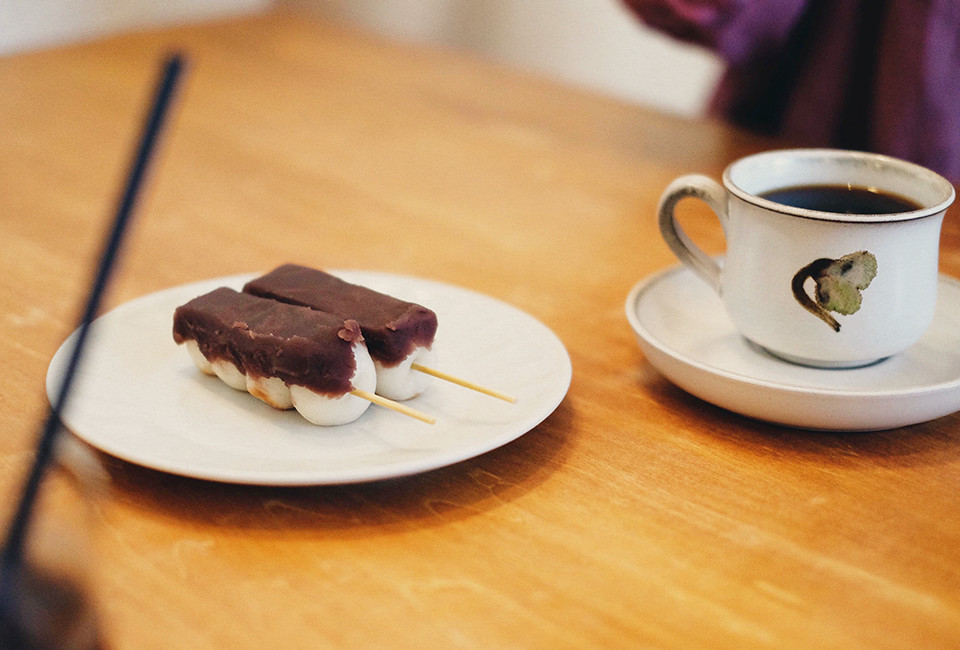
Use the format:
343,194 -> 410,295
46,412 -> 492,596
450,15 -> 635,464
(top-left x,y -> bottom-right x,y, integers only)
759,184 -> 922,214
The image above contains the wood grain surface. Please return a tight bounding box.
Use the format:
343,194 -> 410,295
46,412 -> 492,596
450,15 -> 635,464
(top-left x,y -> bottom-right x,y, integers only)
1,10 -> 958,649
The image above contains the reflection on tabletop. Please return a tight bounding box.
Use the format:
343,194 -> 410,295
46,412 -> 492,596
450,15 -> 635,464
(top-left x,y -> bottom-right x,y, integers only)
1,438 -> 108,650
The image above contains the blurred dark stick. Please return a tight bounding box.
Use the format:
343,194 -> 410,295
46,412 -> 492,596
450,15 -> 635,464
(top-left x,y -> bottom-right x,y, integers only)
0,53 -> 186,632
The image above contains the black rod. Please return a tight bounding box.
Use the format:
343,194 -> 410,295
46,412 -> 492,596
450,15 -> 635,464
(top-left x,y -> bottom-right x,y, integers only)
0,52 -> 186,613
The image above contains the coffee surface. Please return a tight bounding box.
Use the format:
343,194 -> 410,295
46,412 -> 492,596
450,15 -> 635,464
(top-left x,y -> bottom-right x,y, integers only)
759,184 -> 921,214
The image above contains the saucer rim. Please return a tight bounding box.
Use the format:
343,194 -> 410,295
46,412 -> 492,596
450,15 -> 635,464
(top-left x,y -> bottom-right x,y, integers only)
625,264 -> 960,429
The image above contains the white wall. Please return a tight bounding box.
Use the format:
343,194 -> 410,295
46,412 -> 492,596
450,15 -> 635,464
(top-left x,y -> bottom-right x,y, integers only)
0,0 -> 269,56
286,0 -> 725,118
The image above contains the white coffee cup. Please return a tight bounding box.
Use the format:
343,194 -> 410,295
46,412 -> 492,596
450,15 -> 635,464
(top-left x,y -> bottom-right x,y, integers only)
658,148 -> 955,368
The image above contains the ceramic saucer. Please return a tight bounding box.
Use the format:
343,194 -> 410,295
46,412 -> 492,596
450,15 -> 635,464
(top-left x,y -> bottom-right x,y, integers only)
625,264 -> 960,431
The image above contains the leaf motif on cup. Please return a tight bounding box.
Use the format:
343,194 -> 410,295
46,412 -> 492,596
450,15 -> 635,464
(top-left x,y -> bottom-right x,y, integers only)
791,251 -> 878,332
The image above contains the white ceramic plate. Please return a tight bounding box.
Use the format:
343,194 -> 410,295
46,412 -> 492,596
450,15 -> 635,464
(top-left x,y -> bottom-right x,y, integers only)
47,272 -> 571,484
626,264 -> 960,431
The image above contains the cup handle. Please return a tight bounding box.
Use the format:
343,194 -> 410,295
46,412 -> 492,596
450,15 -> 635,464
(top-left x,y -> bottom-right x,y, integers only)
657,174 -> 728,294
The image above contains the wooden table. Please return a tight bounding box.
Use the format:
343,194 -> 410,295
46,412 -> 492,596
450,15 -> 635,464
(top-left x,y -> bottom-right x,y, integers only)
2,11 -> 959,649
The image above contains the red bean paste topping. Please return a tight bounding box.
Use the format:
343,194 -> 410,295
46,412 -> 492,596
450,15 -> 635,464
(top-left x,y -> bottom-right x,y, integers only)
243,264 -> 438,367
172,287 -> 360,396
338,319 -> 363,343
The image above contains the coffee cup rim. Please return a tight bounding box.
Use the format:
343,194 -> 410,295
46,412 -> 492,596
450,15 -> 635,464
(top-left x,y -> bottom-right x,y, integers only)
722,148 -> 955,223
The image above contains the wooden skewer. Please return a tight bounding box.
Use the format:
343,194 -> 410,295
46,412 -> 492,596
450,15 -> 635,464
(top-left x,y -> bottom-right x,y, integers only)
350,389 -> 436,424
410,363 -> 517,403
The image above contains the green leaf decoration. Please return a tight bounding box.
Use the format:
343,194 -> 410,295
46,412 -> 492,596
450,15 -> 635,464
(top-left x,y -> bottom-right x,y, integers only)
815,251 -> 878,315
791,251 -> 878,332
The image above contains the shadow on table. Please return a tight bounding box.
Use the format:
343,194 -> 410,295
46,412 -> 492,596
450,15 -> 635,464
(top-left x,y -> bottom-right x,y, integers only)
642,370 -> 960,470
89,400 -> 576,536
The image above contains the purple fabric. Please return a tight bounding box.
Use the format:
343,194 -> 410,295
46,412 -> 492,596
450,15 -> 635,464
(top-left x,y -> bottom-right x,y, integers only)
624,0 -> 960,182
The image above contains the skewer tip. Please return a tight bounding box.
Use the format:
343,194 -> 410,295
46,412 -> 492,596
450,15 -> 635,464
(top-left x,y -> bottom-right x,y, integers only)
410,363 -> 516,403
